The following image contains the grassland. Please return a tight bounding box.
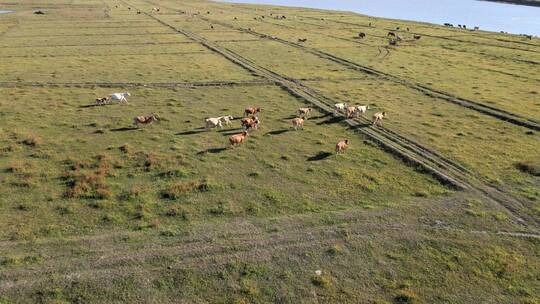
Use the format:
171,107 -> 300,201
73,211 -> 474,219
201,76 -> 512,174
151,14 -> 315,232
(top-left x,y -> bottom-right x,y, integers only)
0,0 -> 539,303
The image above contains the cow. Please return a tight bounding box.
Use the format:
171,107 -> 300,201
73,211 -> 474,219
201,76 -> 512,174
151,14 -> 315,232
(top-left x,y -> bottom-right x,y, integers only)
335,139 -> 349,154
109,92 -> 130,104
244,107 -> 261,117
229,131 -> 248,147
133,113 -> 158,127
372,112 -> 387,126
292,117 -> 304,130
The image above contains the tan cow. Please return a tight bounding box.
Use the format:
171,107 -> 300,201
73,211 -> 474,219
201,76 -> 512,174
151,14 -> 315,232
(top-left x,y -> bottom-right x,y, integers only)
229,131 -> 249,147
292,117 -> 305,130
372,112 -> 387,126
298,107 -> 312,117
336,139 -> 349,154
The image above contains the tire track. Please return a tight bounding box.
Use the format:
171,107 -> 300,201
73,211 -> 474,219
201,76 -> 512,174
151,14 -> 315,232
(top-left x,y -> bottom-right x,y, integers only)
0,79 -> 273,88
0,50 -> 208,58
121,2 -> 539,227
2,213 -> 538,293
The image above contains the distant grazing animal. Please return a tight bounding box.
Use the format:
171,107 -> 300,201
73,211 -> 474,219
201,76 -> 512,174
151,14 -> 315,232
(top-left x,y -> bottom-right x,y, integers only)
334,103 -> 347,115
372,112 -> 387,126
244,107 -> 261,117
109,92 -> 130,103
368,22 -> 372,27
389,39 -> 397,46
396,27 -> 400,30
95,97 -> 110,105
292,117 -> 304,130
524,34 -> 533,40
358,32 -> 366,39
444,23 -> 453,27
205,117 -> 224,130
298,107 -> 312,117
298,38 -> 307,43
463,25 -> 467,29
474,26 -> 479,30
458,24 -> 462,28
33,10 -> 45,14
387,31 -> 396,37
335,139 -> 349,154
133,113 -> 158,127
229,131 -> 248,146
128,7 -> 131,10
210,25 -> 214,29
152,7 -> 160,12
406,27 -> 410,31
234,17 -> 237,20
137,10 -> 141,14
414,35 -> 421,40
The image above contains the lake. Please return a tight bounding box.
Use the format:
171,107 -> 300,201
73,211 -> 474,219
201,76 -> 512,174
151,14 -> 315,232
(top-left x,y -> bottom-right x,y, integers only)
219,0 -> 540,35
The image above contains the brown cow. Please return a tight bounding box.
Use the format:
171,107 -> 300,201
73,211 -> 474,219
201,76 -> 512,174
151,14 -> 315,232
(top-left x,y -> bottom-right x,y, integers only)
241,116 -> 259,131
133,113 -> 158,127
244,107 -> 261,117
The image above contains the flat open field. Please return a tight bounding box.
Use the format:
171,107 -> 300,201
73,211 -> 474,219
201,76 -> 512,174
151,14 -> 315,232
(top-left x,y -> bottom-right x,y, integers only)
0,0 -> 539,303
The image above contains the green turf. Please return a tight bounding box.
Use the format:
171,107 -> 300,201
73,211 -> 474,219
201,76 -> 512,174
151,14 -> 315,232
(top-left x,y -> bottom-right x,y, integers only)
0,0 -> 538,303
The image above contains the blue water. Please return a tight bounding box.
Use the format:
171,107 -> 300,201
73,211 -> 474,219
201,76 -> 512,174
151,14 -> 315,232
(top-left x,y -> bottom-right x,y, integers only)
220,0 -> 540,36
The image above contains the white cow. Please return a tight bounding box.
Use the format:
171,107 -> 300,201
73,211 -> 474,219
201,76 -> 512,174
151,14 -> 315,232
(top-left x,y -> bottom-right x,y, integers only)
355,105 -> 370,116
218,115 -> 234,126
205,117 -> 223,130
109,92 -> 130,104
334,103 -> 347,115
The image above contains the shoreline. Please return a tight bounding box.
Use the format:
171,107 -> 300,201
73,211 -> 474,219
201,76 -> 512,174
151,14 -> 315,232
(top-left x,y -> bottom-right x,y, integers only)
218,0 -> 540,36
480,0 -> 540,7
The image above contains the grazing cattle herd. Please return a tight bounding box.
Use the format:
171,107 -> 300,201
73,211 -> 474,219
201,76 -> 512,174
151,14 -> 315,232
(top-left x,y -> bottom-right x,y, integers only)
86,6 -> 535,157
94,92 -> 383,155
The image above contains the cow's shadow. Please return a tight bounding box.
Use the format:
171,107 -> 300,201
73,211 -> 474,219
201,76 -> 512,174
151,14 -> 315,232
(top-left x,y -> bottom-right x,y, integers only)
217,127 -> 243,133
307,151 -> 332,161
176,127 -> 206,136
196,147 -> 228,155
265,129 -> 290,135
316,116 -> 345,125
110,127 -> 138,132
220,129 -> 245,136
80,104 -> 104,108
310,113 -> 331,120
